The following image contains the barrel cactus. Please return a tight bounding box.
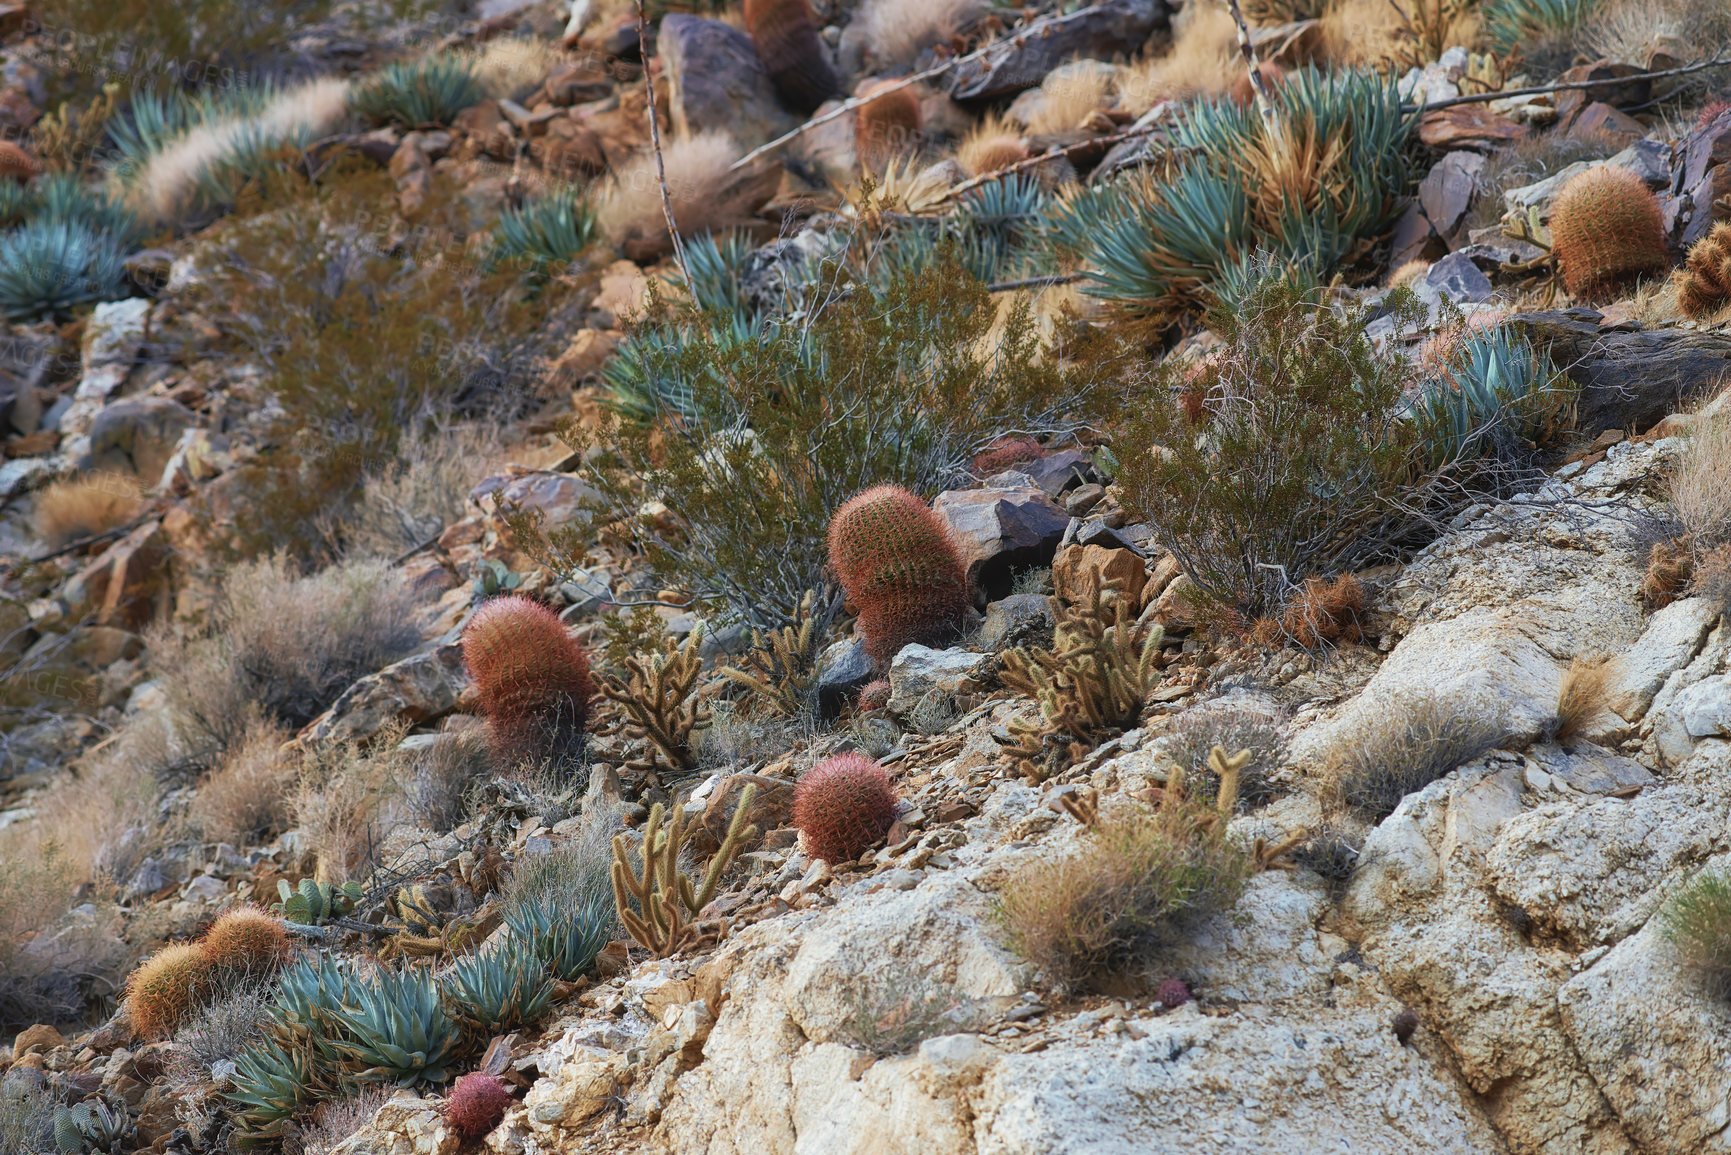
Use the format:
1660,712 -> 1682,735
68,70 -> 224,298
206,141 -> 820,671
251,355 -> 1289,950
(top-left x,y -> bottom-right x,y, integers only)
200,907 -> 290,979
855,80 -> 922,167
793,753 -> 901,864
444,1072 -> 514,1139
827,485 -> 970,665
1549,166 -> 1670,302
743,0 -> 839,114
462,595 -> 594,768
124,943 -> 213,1040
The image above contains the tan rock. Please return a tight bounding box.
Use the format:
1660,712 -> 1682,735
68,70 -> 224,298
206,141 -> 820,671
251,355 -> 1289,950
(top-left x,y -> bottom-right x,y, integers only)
1051,542 -> 1144,605
545,329 -> 621,392
12,1024 -> 61,1054
524,1050 -> 629,1132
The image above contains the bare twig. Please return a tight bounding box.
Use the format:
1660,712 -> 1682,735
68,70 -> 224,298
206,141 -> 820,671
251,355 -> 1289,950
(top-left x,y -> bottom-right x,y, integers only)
633,0 -> 692,284
1224,0 -> 1278,134
1403,50 -> 1731,113
986,273 -> 1088,293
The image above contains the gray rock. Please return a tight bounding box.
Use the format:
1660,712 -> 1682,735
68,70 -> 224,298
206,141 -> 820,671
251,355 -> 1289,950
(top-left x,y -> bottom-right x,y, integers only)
1525,743 -> 1653,796
1021,449 -> 1097,497
1655,675 -> 1731,765
0,456 -> 51,498
1501,141 -> 1670,219
86,396 -> 197,482
950,0 -> 1168,102
1418,150 -> 1484,236
1424,250 -> 1494,304
295,642 -> 469,747
658,15 -> 798,147
977,592 -> 1055,652
816,637 -> 874,716
932,485 -> 1070,601
1606,597 -> 1721,724
886,644 -> 989,714
61,298 -> 152,439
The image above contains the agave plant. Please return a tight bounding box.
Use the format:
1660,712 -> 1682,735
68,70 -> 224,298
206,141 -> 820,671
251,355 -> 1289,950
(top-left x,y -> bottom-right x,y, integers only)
442,939 -> 554,1034
492,186 -> 599,269
268,952 -> 354,1050
1480,0 -> 1598,54
30,174 -> 143,243
1050,69 -> 1414,321
53,1099 -> 131,1155
0,220 -> 130,320
502,892 -> 614,982
224,1042 -> 313,1149
105,83 -> 295,215
0,180 -> 31,228
352,55 -> 485,128
326,965 -> 465,1085
1406,323 -> 1566,467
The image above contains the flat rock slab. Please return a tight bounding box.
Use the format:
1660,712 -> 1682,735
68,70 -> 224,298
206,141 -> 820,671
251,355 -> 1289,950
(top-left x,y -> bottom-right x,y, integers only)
949,0 -> 1168,103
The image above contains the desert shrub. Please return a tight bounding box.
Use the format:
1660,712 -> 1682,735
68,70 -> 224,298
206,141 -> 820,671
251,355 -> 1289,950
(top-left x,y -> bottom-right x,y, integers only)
492,185 -> 600,271
1661,867 -> 1731,998
187,165 -> 575,561
0,219 -> 130,320
1291,820 -> 1363,895
293,726 -> 411,883
172,981 -> 271,1070
30,471 -> 143,549
1049,70 -> 1414,323
404,731 -> 492,832
1114,269 -> 1545,620
188,718 -> 295,846
999,801 -> 1253,991
0,847 -> 91,1027
517,253 -> 1119,632
1329,695 -> 1509,820
36,0 -> 339,107
299,1090 -> 393,1155
836,968 -> 990,1056
0,1084 -> 54,1155
1166,701 -> 1286,811
351,55 -> 485,128
341,421 -> 503,560
153,555 -> 420,763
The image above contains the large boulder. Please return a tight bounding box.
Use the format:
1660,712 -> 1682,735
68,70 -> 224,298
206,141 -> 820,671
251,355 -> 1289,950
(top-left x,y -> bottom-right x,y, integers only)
658,15 -> 798,147
86,396 -> 197,484
932,485 -> 1070,602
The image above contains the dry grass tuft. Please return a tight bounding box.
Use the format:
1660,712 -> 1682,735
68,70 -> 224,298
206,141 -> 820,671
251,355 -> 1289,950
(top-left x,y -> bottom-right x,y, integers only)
1328,695 -> 1508,820
1671,403 -> 1731,552
1164,700 -> 1286,811
998,799 -> 1252,991
1117,4 -> 1239,115
1661,867 -> 1731,999
341,422 -> 505,560
595,132 -> 746,262
469,37 -> 558,102
1252,574 -> 1364,649
293,721 -> 412,883
32,471 -> 143,549
857,0 -> 986,67
188,718 -> 295,847
299,1089 -> 396,1155
128,78 -> 351,223
1552,655 -> 1618,746
1025,66 -> 1115,135
1691,544 -> 1731,617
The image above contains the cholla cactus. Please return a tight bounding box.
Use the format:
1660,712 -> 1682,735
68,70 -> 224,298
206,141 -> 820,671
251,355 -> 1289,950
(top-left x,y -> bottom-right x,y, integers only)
827,485 -> 970,665
1680,222 -> 1731,318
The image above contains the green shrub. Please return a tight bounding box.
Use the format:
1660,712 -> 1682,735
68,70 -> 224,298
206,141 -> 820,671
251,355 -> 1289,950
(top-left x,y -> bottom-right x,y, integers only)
0,220 -> 130,320
1050,70 -> 1414,322
1328,695 -> 1508,820
442,939 -> 554,1034
518,253 -> 1121,631
1113,267 -> 1540,620
492,185 -> 600,270
998,801 -> 1252,991
1661,867 -> 1731,998
352,55 -> 485,128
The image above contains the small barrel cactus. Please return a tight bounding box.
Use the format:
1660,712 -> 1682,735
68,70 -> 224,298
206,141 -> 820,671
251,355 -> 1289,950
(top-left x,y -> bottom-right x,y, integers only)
1549,166 -> 1670,302
1680,222 -> 1731,318
462,595 -> 594,768
124,943 -> 213,1040
201,907 -> 291,978
959,133 -> 1031,179
856,679 -> 891,713
0,141 -> 39,184
793,753 -> 900,864
743,0 -> 838,115
855,80 -> 923,167
1156,977 -> 1191,1008
444,1072 -> 514,1139
827,485 -> 970,665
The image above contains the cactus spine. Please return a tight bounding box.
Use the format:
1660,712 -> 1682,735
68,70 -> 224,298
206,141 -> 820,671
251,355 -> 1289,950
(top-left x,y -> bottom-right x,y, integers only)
124,943 -> 213,1040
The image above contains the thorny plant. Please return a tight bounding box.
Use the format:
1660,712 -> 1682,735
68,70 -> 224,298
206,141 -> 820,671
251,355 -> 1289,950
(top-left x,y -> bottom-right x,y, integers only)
596,625 -> 712,784
610,784 -> 758,958
719,590 -> 825,719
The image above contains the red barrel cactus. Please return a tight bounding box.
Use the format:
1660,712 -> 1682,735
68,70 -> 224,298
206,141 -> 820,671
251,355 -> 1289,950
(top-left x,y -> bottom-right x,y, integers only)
462,595 -> 593,768
793,753 -> 900,864
827,485 -> 970,665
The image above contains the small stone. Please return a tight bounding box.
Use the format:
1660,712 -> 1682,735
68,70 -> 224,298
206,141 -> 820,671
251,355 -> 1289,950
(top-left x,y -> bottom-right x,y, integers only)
1392,1008 -> 1420,1043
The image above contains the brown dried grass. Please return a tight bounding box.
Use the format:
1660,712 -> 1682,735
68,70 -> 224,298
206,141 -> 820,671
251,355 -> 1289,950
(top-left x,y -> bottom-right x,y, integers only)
31,471 -> 143,549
